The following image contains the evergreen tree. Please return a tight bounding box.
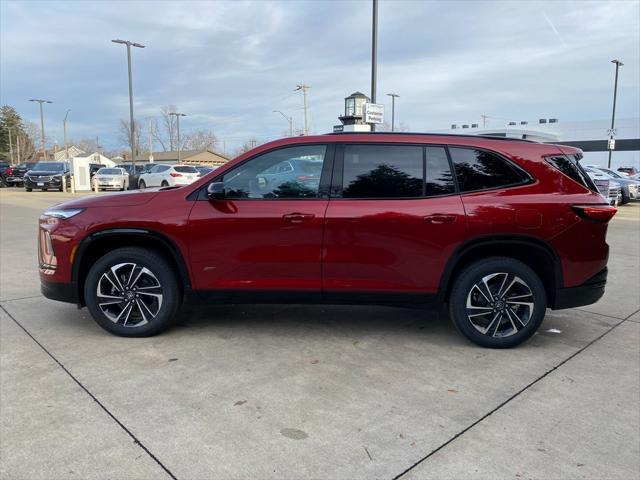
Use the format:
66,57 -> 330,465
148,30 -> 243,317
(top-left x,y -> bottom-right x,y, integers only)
0,105 -> 35,163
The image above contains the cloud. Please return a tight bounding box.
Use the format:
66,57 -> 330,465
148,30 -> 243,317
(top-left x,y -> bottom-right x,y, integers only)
1,0 -> 638,152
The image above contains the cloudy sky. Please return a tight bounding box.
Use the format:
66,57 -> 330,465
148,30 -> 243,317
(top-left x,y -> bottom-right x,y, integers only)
1,0 -> 638,153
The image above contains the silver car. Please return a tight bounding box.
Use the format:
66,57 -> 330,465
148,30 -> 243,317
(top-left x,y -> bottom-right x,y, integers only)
92,167 -> 129,191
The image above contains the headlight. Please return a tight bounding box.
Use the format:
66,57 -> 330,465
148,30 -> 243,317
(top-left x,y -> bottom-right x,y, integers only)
43,208 -> 85,219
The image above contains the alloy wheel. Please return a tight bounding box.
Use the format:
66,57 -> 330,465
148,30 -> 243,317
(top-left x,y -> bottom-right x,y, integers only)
465,272 -> 534,338
96,262 -> 163,327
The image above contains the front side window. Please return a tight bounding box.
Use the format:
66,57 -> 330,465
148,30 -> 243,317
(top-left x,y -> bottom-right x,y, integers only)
222,145 -> 326,199
449,148 -> 528,192
342,145 -> 423,198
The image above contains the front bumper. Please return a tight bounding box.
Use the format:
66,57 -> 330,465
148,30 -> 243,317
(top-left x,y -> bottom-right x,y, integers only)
41,278 -> 78,304
25,177 -> 66,189
6,176 -> 25,184
551,267 -> 607,310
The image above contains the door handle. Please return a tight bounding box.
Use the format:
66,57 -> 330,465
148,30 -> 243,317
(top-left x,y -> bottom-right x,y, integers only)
424,214 -> 456,224
283,213 -> 315,224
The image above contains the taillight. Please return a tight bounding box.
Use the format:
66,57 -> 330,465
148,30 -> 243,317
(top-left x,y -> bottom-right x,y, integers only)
572,205 -> 617,223
6,167 -> 13,175
170,172 -> 182,177
297,175 -> 311,181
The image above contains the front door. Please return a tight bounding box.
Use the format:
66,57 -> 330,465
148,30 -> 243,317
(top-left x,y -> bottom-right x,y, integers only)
322,144 -> 467,300
188,144 -> 332,296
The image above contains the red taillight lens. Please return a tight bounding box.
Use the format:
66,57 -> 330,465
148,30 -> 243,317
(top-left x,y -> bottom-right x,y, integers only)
170,172 -> 182,177
6,167 -> 13,175
572,205 -> 617,223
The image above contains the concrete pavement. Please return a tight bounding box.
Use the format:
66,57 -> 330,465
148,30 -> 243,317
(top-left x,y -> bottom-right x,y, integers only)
1,189 -> 638,479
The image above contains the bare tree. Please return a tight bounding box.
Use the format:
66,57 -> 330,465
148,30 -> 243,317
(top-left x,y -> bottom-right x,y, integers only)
233,138 -> 259,156
15,121 -> 38,162
183,129 -> 217,151
118,118 -> 144,156
160,105 -> 177,151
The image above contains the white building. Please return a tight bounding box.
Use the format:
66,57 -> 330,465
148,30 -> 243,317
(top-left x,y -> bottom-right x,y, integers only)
69,152 -> 115,191
433,117 -> 639,169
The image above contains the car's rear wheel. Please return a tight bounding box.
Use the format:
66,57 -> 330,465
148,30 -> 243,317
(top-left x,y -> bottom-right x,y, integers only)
139,180 -> 146,189
25,187 -> 32,192
448,257 -> 546,348
84,247 -> 181,337
161,180 -> 169,187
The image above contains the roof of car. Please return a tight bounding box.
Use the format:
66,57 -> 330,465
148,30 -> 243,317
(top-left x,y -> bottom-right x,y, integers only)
326,132 -> 537,143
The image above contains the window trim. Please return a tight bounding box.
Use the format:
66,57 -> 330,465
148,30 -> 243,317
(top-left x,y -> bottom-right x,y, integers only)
331,142 -> 460,200
193,143 -> 335,201
446,145 -> 534,195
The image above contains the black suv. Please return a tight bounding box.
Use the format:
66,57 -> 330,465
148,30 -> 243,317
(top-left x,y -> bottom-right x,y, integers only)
4,162 -> 38,187
24,162 -> 71,192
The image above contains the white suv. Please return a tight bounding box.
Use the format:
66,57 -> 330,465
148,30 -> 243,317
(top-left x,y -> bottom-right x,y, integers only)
138,164 -> 200,189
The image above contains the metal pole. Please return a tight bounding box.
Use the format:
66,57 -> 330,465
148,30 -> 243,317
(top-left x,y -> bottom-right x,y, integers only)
607,59 -> 623,169
16,130 -> 21,164
148,117 -> 153,161
8,127 -> 14,164
63,109 -> 70,159
126,43 -> 136,169
370,0 -> 378,132
294,84 -> 310,135
177,114 -> 181,163
386,93 -> 399,132
39,102 -> 45,156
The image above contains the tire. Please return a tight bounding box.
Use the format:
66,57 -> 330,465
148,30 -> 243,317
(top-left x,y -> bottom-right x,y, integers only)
84,247 -> 181,337
139,180 -> 146,189
25,188 -> 32,192
161,181 -> 169,187
621,191 -> 630,205
448,257 -> 546,348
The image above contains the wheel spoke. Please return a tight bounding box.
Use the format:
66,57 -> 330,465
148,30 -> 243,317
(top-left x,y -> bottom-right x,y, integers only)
471,283 -> 492,304
126,263 -> 138,288
98,298 -> 125,306
505,306 -> 527,328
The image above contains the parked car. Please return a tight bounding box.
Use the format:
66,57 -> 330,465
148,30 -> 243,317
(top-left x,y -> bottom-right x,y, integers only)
92,167 -> 129,191
24,162 -> 71,192
195,166 -> 215,176
38,133 -> 616,348
0,161 -> 12,187
617,166 -> 638,176
584,167 -> 621,206
138,164 -> 200,188
586,165 -> 640,203
116,163 -> 154,189
3,162 -> 38,187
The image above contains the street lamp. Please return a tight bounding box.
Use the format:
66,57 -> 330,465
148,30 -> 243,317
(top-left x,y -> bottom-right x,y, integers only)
29,99 -> 52,160
63,109 -> 71,159
386,93 -> 399,131
607,59 -> 623,169
112,39 -> 145,168
169,112 -> 186,162
370,0 -> 378,132
273,110 -> 293,136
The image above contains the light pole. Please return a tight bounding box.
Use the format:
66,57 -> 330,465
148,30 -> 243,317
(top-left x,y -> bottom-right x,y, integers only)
607,59 -> 623,169
7,127 -> 14,164
63,109 -> 71,159
112,39 -> 145,168
273,110 -> 293,136
294,84 -> 310,135
370,0 -> 378,132
169,112 -> 186,162
29,99 -> 52,160
386,93 -> 399,131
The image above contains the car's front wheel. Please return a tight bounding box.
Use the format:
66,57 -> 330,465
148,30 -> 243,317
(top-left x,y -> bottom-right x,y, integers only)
84,247 -> 181,337
139,180 -> 146,189
448,257 -> 546,348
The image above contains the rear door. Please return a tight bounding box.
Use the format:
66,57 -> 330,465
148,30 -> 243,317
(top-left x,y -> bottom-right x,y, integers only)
322,144 -> 467,300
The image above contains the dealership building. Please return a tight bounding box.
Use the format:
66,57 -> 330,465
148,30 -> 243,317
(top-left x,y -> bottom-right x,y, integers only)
433,117 -> 639,169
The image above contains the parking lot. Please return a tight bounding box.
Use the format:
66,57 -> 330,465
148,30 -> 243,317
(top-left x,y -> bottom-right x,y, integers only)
1,188 -> 638,479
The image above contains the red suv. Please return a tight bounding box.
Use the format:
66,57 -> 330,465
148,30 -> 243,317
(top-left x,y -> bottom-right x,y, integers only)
39,133 -> 616,347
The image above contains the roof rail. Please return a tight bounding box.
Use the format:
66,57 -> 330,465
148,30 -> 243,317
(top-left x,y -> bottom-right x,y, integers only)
324,131 -> 537,143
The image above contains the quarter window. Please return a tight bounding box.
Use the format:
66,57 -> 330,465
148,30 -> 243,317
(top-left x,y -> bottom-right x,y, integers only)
449,148 -> 528,192
222,145 -> 326,199
342,145 -> 423,198
545,154 -> 598,192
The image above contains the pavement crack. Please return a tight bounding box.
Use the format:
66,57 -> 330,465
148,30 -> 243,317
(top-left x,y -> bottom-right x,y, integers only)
392,317 -> 631,480
0,304 -> 178,480
0,294 -> 43,303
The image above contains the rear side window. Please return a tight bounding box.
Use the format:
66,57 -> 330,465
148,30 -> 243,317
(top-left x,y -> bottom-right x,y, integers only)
174,166 -> 197,173
342,145 -> 423,198
425,147 -> 455,196
545,154 -> 598,192
449,148 -> 529,192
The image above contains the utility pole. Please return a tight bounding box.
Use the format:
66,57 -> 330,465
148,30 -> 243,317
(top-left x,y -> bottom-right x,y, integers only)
607,59 -> 623,169
481,114 -> 489,128
8,127 -> 14,164
29,99 -> 52,160
63,109 -> 70,159
386,93 -> 399,131
16,130 -> 21,164
273,110 -> 293,136
112,39 -> 145,167
370,0 -> 378,132
169,112 -> 186,162
294,84 -> 310,135
147,117 -> 154,162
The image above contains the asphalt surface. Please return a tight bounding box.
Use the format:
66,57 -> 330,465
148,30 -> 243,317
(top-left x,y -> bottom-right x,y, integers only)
1,189 -> 639,480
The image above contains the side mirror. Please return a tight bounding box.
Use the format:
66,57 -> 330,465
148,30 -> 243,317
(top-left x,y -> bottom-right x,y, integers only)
207,181 -> 226,200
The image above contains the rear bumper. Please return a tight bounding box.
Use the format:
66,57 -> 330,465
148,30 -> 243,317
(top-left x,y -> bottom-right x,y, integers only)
41,279 -> 78,304
551,267 -> 607,310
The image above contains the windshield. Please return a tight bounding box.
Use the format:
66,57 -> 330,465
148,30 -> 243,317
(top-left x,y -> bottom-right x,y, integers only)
174,166 -> 197,173
32,162 -> 64,171
97,168 -> 122,175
